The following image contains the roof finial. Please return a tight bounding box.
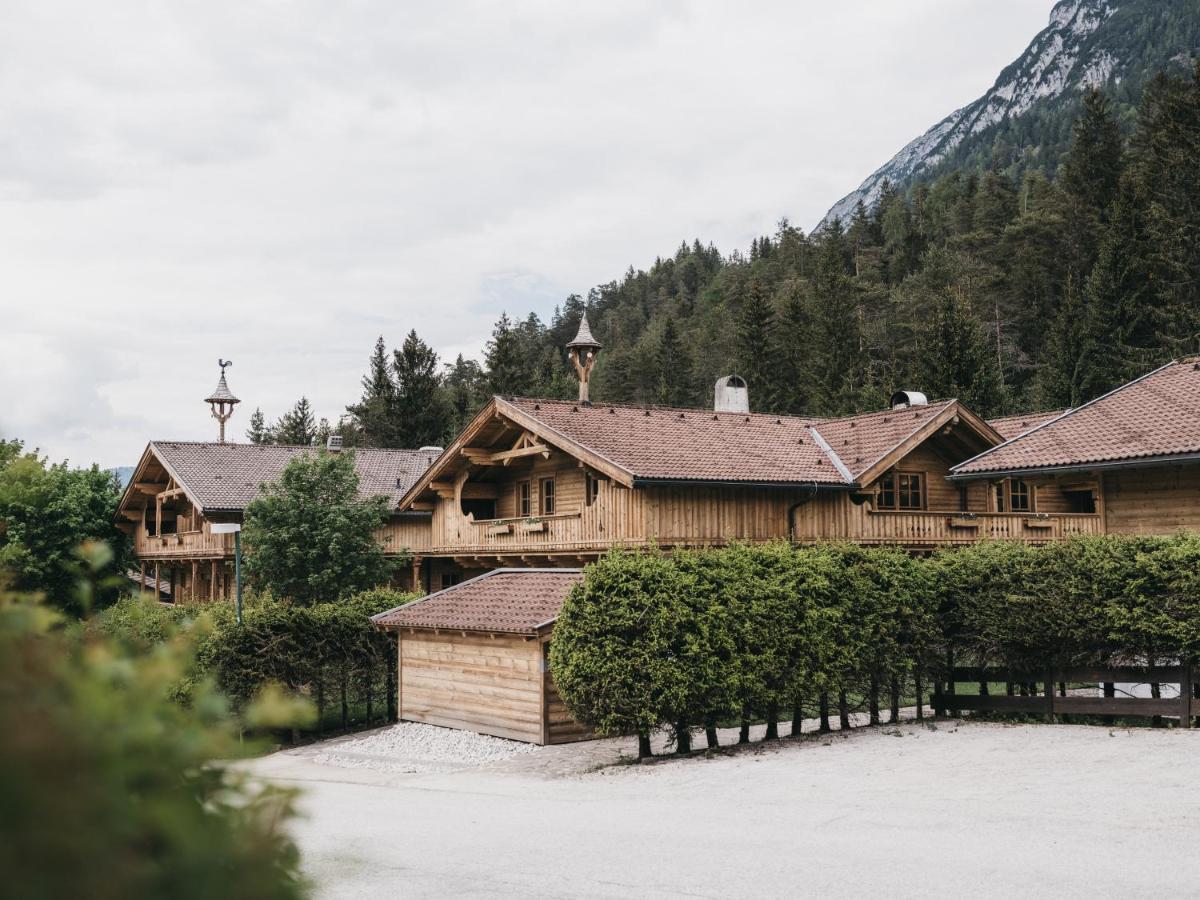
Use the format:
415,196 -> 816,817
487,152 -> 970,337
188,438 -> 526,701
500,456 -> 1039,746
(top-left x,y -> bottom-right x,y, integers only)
565,311 -> 602,404
205,359 -> 240,443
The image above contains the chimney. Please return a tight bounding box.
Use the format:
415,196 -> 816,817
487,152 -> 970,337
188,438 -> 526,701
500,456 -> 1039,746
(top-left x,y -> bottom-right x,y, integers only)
890,390 -> 929,410
714,375 -> 749,413
326,435 -> 344,452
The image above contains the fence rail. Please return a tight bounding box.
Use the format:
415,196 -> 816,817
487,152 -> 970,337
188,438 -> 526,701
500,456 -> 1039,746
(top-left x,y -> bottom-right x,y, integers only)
933,665 -> 1196,724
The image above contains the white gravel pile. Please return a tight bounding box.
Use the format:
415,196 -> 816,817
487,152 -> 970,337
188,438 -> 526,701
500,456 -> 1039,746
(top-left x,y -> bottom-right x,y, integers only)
311,722 -> 539,774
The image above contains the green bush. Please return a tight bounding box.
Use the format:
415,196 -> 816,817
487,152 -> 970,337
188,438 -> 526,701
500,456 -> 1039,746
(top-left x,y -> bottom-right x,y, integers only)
551,535 -> 1200,755
0,588 -> 306,899
97,586 -> 418,737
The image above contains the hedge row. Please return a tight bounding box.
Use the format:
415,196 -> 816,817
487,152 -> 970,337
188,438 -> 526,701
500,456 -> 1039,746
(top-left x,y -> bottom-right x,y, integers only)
96,587 -> 417,739
550,535 -> 1200,754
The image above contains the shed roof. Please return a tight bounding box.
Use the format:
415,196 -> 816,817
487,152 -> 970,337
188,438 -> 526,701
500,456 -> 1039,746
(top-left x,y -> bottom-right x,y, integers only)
954,358 -> 1200,476
132,441 -> 439,513
372,569 -> 583,634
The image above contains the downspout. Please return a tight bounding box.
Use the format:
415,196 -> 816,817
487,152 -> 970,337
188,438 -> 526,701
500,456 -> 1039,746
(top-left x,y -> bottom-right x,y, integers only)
788,483 -> 820,543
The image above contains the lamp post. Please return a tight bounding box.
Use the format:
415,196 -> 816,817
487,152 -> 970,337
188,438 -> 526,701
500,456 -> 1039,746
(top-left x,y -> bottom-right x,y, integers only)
210,522 -> 243,624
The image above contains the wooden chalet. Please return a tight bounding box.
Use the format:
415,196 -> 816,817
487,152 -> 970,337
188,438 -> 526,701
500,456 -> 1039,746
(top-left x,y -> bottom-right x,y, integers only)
395,317 -> 1114,591
950,357 -> 1200,534
116,367 -> 437,600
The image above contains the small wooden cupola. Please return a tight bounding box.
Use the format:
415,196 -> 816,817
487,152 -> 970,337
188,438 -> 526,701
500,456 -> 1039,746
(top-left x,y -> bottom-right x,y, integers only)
205,359 -> 240,443
565,313 -> 602,404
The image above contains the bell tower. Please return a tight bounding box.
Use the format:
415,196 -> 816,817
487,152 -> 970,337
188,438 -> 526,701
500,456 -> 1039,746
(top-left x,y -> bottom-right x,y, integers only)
205,359 -> 240,442
566,312 -> 602,404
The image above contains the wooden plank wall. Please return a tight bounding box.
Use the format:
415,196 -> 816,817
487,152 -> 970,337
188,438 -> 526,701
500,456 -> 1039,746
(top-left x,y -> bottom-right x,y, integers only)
1104,465 -> 1200,534
643,486 -> 792,543
399,630 -> 544,743
542,641 -> 594,744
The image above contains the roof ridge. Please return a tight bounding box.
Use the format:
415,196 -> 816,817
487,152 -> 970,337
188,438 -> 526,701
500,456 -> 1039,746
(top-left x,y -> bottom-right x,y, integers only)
952,358 -> 1182,473
505,395 -> 825,423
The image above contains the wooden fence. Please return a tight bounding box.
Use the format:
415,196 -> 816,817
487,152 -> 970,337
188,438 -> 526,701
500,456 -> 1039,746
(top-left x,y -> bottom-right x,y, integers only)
932,665 -> 1196,725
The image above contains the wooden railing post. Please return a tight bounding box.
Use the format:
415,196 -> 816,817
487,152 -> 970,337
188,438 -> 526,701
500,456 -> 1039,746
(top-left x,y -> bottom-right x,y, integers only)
1044,671 -> 1055,723
1180,661 -> 1193,729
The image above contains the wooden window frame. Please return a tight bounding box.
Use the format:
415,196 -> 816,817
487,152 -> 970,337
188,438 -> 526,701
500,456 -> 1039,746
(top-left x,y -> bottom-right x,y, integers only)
876,470 -> 926,511
517,480 -> 531,518
585,472 -> 600,507
1009,478 -> 1033,513
539,477 -> 556,516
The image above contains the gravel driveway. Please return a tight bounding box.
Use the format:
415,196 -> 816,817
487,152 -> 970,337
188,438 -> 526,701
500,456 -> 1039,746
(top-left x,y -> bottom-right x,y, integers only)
248,720 -> 1200,899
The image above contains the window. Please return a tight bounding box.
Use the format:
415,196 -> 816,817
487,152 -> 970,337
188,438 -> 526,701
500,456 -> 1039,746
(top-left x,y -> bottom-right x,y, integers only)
1064,489 -> 1096,514
517,480 -> 531,517
876,471 -> 925,511
1009,479 -> 1032,512
994,482 -> 1006,512
540,477 -> 556,515
897,473 -> 924,510
585,472 -> 601,506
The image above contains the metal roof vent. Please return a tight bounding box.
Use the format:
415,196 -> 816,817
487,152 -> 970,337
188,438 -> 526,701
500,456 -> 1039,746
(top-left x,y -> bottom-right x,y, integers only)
715,375 -> 749,414
326,435 -> 344,452
890,390 -> 928,410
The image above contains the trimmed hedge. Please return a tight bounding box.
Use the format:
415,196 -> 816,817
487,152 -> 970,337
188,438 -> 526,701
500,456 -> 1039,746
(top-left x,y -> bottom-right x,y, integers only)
96,587 -> 417,738
551,535 -> 1200,754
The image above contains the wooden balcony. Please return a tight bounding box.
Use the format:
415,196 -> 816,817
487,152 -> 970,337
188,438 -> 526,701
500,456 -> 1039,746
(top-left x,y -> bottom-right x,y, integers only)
844,510 -> 1103,546
434,513 -> 609,556
134,529 -> 234,559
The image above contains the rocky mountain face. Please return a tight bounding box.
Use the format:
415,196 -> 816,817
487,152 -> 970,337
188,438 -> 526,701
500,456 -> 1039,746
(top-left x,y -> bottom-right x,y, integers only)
819,0 -> 1199,228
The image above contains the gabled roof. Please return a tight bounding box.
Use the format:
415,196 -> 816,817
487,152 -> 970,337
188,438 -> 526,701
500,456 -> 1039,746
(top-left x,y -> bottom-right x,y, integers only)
987,410 -> 1065,440
953,358 -> 1200,477
372,569 -> 583,634
399,395 -> 1000,508
120,442 -> 439,515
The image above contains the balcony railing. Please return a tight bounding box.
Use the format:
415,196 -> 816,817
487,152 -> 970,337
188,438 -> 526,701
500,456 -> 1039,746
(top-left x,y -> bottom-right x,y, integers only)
850,510 -> 1103,545
134,529 -> 234,558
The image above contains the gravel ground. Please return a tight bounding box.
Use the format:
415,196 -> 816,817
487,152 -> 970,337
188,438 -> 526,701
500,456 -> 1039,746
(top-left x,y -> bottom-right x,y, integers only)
310,722 -> 539,774
247,720 -> 1200,899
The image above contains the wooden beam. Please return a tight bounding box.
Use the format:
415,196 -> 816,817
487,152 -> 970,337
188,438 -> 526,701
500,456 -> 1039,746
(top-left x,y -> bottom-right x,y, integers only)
132,482 -> 162,495
461,443 -> 551,466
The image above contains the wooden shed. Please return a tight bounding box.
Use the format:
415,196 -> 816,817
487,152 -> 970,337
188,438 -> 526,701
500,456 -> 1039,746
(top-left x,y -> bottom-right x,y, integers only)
371,569 -> 592,745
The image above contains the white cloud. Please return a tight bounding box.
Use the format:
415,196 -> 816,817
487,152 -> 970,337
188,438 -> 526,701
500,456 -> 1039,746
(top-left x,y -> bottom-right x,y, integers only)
0,0 -> 1056,466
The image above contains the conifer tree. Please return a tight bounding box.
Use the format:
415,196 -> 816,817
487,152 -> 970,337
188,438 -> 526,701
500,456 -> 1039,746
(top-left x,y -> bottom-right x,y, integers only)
245,407 -> 269,444
808,224 -> 866,415
652,316 -> 692,407
393,329 -> 447,448
346,336 -> 400,447
733,279 -> 778,411
485,313 -> 527,396
272,397 -> 317,446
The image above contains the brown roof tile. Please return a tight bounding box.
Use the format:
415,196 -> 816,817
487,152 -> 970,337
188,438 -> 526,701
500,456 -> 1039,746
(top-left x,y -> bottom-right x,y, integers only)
148,441 -> 439,512
987,410 -> 1065,440
811,400 -> 958,481
373,569 -> 583,634
502,398 -> 849,485
955,359 -> 1200,475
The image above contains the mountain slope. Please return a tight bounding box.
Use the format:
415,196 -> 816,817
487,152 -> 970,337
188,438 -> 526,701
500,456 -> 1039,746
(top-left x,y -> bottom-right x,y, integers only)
819,0 -> 1200,228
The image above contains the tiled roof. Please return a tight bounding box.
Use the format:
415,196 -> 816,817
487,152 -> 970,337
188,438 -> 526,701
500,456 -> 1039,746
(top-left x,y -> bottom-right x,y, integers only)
987,410 -> 1065,440
501,397 -> 963,486
812,401 -> 958,481
373,569 -> 583,634
503,398 -> 848,485
954,358 -> 1200,475
149,441 -> 439,512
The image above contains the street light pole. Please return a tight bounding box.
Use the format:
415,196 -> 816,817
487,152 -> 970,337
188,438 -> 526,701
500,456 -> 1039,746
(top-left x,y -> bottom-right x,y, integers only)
234,528 -> 243,625
210,522 -> 244,624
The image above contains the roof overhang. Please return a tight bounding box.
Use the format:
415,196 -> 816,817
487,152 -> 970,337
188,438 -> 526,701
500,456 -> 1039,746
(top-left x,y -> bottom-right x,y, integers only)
855,400 -> 1003,486
396,397 -> 637,510
948,452 -> 1200,481
114,442 -> 206,525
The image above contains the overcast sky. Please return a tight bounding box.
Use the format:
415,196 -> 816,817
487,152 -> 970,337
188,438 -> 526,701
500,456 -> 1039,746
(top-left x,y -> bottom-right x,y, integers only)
0,0 -> 1056,468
